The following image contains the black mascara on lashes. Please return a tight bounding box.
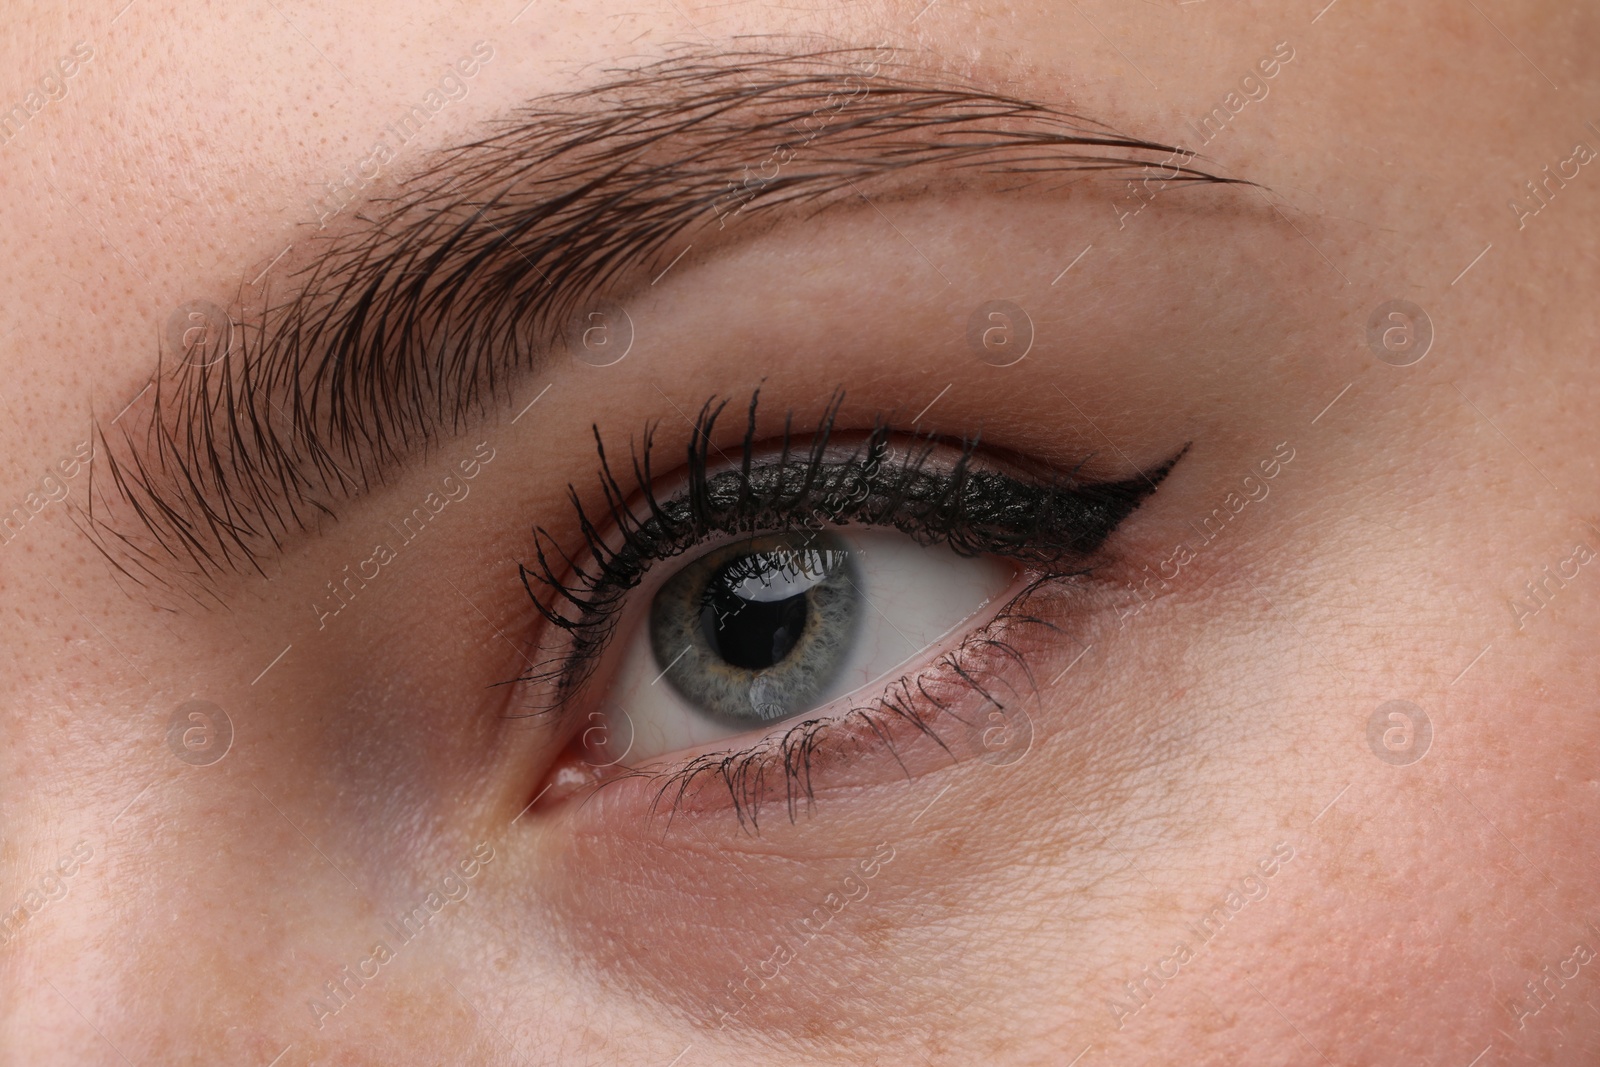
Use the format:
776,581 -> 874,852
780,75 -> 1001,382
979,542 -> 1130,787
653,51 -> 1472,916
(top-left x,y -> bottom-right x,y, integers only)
512,389 -> 1183,711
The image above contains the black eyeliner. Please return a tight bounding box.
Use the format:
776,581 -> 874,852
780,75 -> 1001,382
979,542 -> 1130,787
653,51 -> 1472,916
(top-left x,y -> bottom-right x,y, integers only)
514,389 -> 1178,710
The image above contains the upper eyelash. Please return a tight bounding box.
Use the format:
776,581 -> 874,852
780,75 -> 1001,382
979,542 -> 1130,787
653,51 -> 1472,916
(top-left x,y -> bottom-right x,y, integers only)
513,388 -> 1178,712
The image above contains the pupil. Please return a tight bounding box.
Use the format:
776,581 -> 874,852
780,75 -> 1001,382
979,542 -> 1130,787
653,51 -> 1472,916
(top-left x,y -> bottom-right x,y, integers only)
700,551 -> 819,670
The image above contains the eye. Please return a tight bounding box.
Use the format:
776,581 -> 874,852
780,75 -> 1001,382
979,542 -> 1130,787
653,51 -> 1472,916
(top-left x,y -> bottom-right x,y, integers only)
594,528 -> 1014,764
517,391 -> 1180,816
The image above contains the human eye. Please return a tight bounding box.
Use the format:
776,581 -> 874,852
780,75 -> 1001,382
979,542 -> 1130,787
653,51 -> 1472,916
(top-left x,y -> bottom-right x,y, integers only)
618,525 -> 1011,757
518,392 -> 1180,823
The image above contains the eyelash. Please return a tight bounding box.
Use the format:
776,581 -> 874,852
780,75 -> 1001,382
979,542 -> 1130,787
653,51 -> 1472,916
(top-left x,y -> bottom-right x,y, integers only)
641,573 -> 1066,830
515,389 -> 1175,820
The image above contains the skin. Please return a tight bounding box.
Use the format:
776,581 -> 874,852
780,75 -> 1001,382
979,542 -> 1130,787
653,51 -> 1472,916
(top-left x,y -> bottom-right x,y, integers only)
2,0 -> 1598,1064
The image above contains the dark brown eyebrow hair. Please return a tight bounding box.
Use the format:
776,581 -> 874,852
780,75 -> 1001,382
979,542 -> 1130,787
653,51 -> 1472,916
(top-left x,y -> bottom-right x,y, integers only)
85,45 -> 1241,599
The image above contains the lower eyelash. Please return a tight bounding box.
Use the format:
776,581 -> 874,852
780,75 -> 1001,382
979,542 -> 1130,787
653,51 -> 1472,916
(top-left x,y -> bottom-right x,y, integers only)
585,569 -> 1082,830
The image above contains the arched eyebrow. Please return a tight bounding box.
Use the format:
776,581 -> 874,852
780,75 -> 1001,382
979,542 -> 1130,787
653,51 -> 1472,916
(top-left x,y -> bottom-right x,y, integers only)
86,46 -> 1243,598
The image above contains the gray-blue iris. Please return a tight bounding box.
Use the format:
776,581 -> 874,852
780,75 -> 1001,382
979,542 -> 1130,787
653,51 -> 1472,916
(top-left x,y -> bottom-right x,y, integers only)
650,532 -> 861,728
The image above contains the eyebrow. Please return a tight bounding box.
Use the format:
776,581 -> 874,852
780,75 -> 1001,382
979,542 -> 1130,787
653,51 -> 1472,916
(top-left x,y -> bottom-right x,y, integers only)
86,45 -> 1241,597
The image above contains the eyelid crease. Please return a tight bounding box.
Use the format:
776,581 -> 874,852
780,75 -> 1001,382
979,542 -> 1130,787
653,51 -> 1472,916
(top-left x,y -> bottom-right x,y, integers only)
86,44 -> 1244,600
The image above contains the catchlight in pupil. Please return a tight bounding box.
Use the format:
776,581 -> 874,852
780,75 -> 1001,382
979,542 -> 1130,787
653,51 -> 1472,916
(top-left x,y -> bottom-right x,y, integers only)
700,547 -> 845,670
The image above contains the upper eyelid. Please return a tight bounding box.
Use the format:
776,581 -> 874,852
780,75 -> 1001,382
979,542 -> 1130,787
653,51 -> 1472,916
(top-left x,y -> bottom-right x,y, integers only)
87,44 -> 1245,599
512,396 -> 1178,713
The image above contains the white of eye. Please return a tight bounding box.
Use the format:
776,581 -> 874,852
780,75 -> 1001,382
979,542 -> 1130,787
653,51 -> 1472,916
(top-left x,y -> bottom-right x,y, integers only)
590,529 -> 1014,767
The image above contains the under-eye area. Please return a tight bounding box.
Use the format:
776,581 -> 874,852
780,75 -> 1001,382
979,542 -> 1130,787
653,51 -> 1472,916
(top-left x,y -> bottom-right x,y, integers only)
513,391 -> 1183,824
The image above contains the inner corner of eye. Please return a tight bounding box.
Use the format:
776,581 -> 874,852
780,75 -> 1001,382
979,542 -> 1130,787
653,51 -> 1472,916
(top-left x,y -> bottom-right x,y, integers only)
580,527 -> 1016,768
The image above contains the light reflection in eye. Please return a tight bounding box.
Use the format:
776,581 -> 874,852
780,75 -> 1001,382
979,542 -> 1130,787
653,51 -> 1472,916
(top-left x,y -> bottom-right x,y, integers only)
590,529 -> 1014,765
652,532 -> 862,726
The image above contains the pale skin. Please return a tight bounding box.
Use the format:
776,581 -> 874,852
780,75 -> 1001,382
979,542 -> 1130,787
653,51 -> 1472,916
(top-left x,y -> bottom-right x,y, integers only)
2,1 -> 1599,1064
